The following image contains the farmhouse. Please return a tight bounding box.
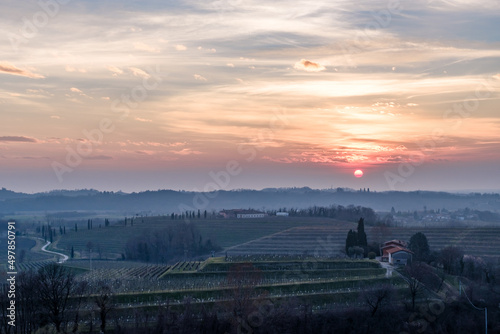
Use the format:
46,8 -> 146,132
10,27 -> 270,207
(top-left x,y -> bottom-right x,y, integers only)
381,240 -> 413,265
219,209 -> 267,219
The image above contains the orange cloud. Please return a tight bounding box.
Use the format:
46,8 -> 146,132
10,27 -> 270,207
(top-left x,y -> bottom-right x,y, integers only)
0,62 -> 44,79
293,59 -> 326,72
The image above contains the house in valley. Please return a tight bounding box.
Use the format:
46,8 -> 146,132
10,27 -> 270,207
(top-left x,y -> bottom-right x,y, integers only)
381,240 -> 413,265
219,209 -> 267,219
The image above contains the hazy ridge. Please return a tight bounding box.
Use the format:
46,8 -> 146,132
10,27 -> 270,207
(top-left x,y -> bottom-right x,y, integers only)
1,187 -> 499,214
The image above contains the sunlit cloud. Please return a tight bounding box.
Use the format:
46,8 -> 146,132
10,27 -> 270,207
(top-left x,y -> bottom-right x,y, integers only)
1,0 -> 499,192
107,66 -> 124,76
293,59 -> 326,72
0,62 -> 44,79
194,74 -> 207,81
135,117 -> 153,123
128,67 -> 151,79
171,148 -> 203,155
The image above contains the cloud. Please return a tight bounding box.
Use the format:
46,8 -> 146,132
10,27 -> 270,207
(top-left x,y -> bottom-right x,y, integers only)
51,115 -> 61,119
0,62 -> 45,79
198,46 -> 216,53
135,117 -> 153,123
129,67 -> 151,79
293,59 -> 326,72
171,148 -> 202,155
69,87 -> 92,99
175,44 -> 187,51
0,136 -> 37,143
107,66 -> 124,76
194,74 -> 207,81
134,42 -> 160,53
226,63 -> 235,67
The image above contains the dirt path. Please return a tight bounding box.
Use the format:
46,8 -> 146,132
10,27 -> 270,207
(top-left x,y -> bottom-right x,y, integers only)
40,240 -> 69,263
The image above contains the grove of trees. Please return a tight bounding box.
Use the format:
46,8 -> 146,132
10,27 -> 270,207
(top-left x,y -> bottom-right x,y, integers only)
124,222 -> 221,263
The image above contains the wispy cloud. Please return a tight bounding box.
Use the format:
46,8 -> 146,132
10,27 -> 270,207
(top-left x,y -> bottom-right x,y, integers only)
129,67 -> 151,79
194,74 -> 207,81
0,62 -> 44,79
171,148 -> 203,155
135,117 -> 153,123
0,136 -> 37,143
106,66 -> 124,76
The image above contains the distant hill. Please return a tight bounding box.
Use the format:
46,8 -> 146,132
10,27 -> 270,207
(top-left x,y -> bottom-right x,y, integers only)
0,187 -> 499,214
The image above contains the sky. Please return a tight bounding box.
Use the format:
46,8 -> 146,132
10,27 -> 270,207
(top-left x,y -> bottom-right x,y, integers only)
0,0 -> 499,193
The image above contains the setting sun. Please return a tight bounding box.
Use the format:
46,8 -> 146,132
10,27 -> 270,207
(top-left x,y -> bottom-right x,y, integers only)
354,170 -> 364,178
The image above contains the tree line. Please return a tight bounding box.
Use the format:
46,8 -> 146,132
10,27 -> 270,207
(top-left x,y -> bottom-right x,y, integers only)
124,222 -> 221,263
284,204 -> 377,223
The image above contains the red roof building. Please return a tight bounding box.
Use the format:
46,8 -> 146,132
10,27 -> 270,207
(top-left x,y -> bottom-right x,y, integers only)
381,240 -> 413,265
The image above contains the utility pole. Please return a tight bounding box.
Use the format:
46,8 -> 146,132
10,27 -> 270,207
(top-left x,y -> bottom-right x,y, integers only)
485,308 -> 488,334
460,283 -> 487,334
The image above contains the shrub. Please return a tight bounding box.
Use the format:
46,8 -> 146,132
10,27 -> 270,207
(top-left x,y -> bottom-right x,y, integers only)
368,252 -> 376,260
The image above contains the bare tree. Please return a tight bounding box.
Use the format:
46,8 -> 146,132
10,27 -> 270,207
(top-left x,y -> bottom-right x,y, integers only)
439,246 -> 464,274
402,262 -> 431,310
37,264 -> 77,333
225,263 -> 262,330
362,284 -> 394,316
17,270 -> 41,334
94,281 -> 114,333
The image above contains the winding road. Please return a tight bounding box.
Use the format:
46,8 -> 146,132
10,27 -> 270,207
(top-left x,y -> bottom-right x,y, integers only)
40,240 -> 69,263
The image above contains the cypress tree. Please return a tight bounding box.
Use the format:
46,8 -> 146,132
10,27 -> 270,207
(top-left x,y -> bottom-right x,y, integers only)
357,217 -> 368,247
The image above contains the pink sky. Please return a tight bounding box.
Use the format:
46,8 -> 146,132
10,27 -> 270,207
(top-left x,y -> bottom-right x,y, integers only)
1,0 -> 499,193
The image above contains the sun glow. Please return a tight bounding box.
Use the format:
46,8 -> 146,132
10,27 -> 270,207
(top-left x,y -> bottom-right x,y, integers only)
354,169 -> 364,178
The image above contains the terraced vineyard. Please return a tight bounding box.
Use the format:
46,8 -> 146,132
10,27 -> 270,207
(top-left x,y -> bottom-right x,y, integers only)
73,257 -> 404,317
224,225 -> 500,260
53,216 -> 349,259
222,224 -> 353,256
376,227 -> 500,261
